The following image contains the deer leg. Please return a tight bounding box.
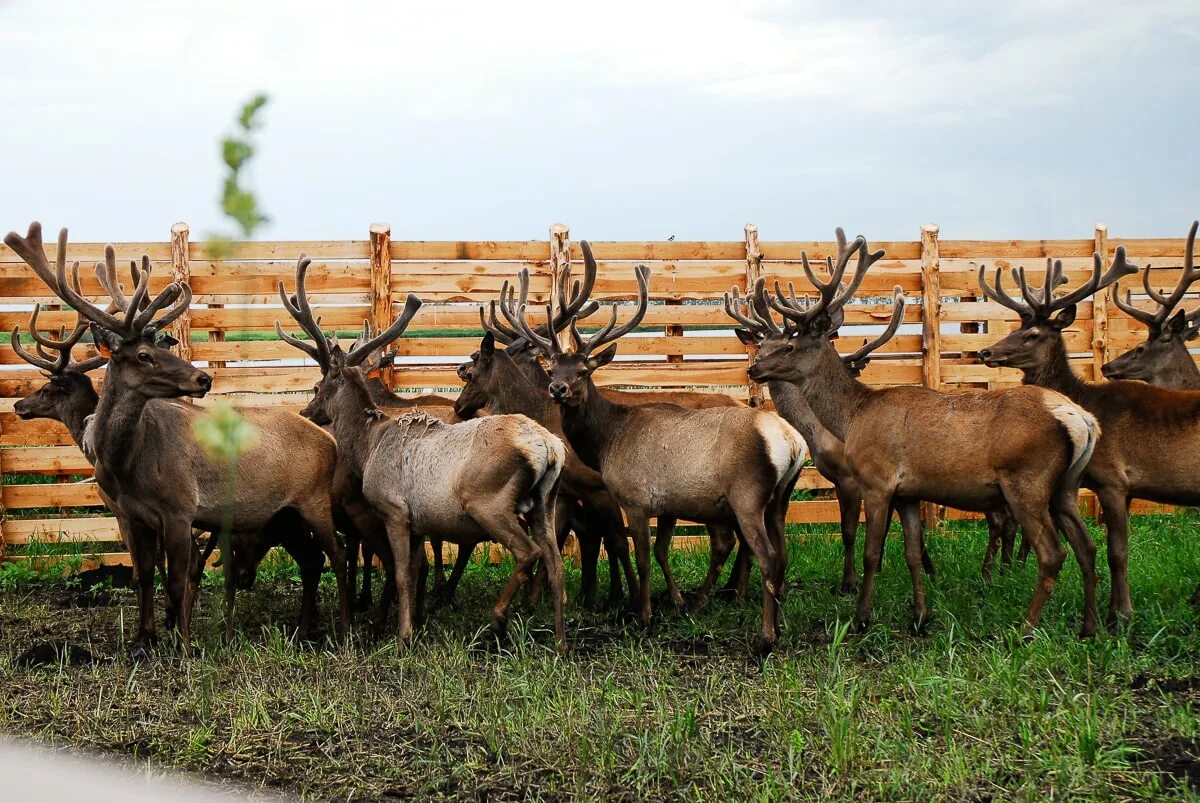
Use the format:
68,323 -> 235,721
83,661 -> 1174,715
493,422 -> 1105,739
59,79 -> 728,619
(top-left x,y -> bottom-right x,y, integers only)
162,519 -> 200,653
572,502 -> 603,611
527,497 -> 573,607
981,510 -> 1002,582
382,512 -> 416,645
584,489 -> 635,610
344,527 -> 363,611
766,490 -> 792,602
1052,491 -> 1099,638
436,541 -> 476,610
718,526 -> 752,602
1009,504 -> 1065,635
835,482 -> 862,594
1096,488 -> 1134,626
999,507 -> 1017,568
409,535 -> 428,628
129,523 -> 160,657
430,537 -> 448,597
530,485 -> 567,652
897,501 -> 930,632
690,524 -> 736,612
479,518 -> 540,641
626,512 -> 654,625
731,502 -> 780,658
854,495 -> 891,632
653,515 -> 686,613
370,537 -> 397,639
281,527 -> 324,641
358,540 -> 375,613
298,501 -> 352,640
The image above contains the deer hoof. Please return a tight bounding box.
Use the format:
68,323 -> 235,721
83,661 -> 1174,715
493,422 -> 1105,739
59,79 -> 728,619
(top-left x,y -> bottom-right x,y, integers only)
752,635 -> 776,660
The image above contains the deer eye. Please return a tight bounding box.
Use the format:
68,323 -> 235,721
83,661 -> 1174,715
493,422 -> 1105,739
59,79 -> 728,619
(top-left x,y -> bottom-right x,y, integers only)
136,351 -> 154,364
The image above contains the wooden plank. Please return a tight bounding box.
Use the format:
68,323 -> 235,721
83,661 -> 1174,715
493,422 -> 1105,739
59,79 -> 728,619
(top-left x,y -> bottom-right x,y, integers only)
169,222 -> 192,362
2,445 -> 92,473
4,482 -> 105,508
919,224 -> 943,529
938,239 -> 1096,259
0,241 -> 171,262
3,516 -> 120,542
744,224 -> 764,406
1091,224 -> 1111,377
189,241 -> 371,260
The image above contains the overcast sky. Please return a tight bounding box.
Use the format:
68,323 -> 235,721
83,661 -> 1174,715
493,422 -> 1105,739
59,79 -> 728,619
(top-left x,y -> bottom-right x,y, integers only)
3,0 -> 1198,243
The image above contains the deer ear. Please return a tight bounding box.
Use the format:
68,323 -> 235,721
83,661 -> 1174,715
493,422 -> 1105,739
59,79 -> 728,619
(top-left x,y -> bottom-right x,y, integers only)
1050,306 -> 1076,330
90,324 -> 117,358
733,328 -> 758,346
586,346 -> 618,371
1164,310 -> 1188,340
480,331 -> 495,356
810,312 -> 832,335
365,367 -> 382,379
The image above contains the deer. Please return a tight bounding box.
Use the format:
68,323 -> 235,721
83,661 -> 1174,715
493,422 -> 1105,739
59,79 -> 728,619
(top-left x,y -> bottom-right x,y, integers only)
5,222 -> 352,654
977,243 -> 1200,618
509,250 -> 807,656
278,255 -> 570,650
336,321 -> 460,613
727,280 -> 1023,586
1102,221 -> 1200,389
465,255 -> 762,609
9,306 -> 330,640
735,228 -> 1101,637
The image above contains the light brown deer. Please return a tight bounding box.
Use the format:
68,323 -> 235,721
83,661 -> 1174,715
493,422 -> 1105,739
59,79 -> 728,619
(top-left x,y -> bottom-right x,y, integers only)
5,222 -> 352,654
977,244 -> 1200,618
1102,221 -> 1200,389
278,255 -> 570,649
741,228 -> 1101,636
510,253 -> 807,656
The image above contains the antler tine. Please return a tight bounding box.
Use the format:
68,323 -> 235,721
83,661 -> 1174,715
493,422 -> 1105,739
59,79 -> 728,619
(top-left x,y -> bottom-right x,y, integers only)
723,283 -> 770,334
93,247 -> 128,312
842,286 -> 905,372
829,235 -> 884,312
1112,287 -> 1161,329
26,304 -> 87,353
553,241 -> 600,329
977,264 -> 1035,320
274,320 -> 320,361
576,264 -> 650,357
1050,245 -> 1139,312
277,254 -> 330,367
3,222 -> 62,292
121,257 -> 152,330
479,299 -> 518,345
346,294 -> 423,367
510,297 -> 559,355
10,326 -> 59,373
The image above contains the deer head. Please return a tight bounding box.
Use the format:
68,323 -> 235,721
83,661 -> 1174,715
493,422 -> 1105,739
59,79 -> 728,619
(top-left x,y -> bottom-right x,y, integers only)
727,229 -> 887,385
977,245 -> 1138,372
508,241 -> 650,406
10,299 -> 108,423
3,223 -> 208,400
1103,221 -> 1200,384
276,253 -> 422,424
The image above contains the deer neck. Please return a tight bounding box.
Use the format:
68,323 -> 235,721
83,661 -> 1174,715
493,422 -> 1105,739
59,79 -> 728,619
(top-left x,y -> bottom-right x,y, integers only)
558,378 -> 629,470
61,383 -> 101,458
364,375 -> 400,407
766,379 -> 836,446
90,366 -> 153,474
1021,335 -> 1089,399
327,377 -> 391,476
1157,348 -> 1200,390
789,344 -> 870,442
489,354 -> 556,424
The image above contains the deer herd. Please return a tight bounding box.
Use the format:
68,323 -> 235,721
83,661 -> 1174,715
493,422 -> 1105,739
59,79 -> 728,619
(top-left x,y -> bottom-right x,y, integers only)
4,219 -> 1199,658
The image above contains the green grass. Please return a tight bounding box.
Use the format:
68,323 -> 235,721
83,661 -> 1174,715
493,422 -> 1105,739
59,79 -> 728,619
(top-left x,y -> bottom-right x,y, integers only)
1,514 -> 1198,800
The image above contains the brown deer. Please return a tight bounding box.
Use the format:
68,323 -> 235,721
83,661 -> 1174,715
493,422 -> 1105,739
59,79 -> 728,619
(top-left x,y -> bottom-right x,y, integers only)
510,251 -> 807,656
977,244 -> 1200,618
1102,221 -> 1200,389
740,228 -> 1101,637
728,281 -> 1022,585
10,307 -> 331,641
278,255 -> 570,649
472,256 -> 760,605
5,222 -> 352,653
337,320 -> 459,612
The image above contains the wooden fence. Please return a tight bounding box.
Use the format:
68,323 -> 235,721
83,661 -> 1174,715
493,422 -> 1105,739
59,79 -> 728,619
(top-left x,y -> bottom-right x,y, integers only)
0,221 -> 1193,567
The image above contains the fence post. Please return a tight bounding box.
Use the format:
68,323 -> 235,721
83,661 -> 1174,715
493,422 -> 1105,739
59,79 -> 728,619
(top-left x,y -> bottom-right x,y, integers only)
744,224 -> 765,406
920,223 -> 943,527
549,223 -> 571,351
168,222 -> 192,363
369,223 -> 393,387
1091,223 -> 1110,381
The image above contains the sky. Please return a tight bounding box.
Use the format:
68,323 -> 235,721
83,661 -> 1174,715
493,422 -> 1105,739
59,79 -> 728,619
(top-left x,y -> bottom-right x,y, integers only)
2,0 -> 1198,243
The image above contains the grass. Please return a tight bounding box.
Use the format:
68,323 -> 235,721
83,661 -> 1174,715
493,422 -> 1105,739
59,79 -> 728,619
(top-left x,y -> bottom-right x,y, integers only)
1,514 -> 1198,800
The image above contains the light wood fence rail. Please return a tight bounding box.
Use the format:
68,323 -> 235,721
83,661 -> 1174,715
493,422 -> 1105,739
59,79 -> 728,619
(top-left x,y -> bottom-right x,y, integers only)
0,222 -> 1191,567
